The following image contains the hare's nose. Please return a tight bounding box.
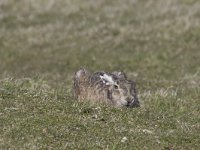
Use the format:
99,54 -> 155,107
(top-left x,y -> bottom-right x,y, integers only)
126,98 -> 140,108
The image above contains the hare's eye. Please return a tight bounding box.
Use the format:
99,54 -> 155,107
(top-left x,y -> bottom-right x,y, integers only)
114,85 -> 118,89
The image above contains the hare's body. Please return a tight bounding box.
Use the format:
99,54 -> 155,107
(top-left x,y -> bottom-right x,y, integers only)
73,68 -> 139,108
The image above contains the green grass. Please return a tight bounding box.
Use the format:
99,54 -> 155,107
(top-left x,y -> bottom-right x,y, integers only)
0,0 -> 200,149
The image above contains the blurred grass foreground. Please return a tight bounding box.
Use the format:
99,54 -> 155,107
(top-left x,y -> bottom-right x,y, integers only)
0,0 -> 200,149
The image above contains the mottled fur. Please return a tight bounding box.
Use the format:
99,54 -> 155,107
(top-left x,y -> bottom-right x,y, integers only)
73,68 -> 140,108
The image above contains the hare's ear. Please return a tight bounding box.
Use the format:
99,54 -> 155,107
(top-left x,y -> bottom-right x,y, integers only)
100,73 -> 115,85
112,71 -> 127,80
75,68 -> 90,79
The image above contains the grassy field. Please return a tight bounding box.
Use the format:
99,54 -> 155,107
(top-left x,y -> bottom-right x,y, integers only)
0,0 -> 200,149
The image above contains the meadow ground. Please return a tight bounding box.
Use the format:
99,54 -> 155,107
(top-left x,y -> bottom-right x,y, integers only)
0,0 -> 200,149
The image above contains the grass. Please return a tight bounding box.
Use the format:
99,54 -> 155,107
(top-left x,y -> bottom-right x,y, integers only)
0,0 -> 200,149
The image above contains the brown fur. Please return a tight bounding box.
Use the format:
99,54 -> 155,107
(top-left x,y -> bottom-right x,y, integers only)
73,68 -> 140,108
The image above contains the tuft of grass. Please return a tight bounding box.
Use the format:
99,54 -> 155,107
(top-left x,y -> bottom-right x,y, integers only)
0,0 -> 200,149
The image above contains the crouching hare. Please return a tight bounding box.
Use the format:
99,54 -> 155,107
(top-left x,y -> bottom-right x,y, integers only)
73,68 -> 140,108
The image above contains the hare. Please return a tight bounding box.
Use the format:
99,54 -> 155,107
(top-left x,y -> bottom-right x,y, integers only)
73,68 -> 140,108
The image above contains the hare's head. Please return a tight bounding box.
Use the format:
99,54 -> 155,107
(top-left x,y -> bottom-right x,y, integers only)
101,72 -> 140,108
